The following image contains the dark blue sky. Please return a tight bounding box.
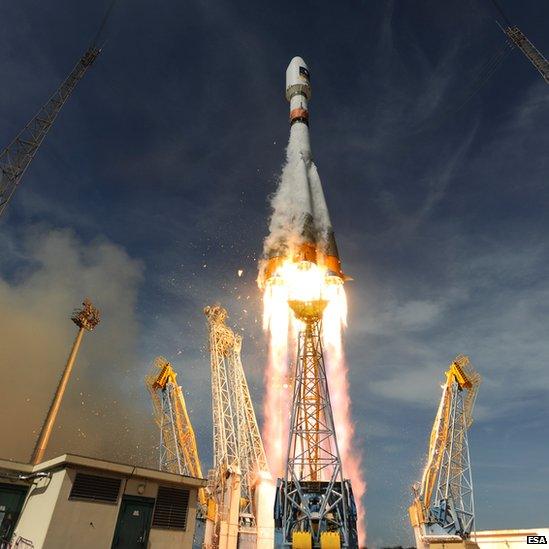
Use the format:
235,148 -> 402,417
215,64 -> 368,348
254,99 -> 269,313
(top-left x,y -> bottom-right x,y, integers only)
1,1 -> 548,546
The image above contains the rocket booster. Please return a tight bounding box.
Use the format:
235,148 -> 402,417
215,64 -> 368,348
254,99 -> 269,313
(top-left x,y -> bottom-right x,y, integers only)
259,57 -> 344,287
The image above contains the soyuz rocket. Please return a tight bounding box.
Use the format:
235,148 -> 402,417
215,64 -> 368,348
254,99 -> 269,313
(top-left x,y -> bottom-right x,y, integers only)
259,57 -> 345,287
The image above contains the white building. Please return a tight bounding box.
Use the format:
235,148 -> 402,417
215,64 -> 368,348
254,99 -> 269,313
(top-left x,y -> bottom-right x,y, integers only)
0,453 -> 206,548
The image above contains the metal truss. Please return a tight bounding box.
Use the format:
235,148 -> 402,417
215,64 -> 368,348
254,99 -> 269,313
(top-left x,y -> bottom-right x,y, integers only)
204,305 -> 270,541
0,47 -> 100,217
505,26 -> 549,83
277,305 -> 357,547
431,381 -> 475,536
145,357 -> 204,479
230,332 -> 269,529
158,382 -> 185,474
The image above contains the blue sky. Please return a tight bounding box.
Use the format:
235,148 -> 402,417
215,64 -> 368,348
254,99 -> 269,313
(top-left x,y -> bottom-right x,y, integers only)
0,1 -> 548,546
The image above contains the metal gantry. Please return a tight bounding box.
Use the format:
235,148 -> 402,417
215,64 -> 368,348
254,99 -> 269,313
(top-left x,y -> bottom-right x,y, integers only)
232,332 -> 270,535
206,306 -> 240,473
409,355 -> 481,548
145,357 -> 206,511
275,300 -> 358,549
204,305 -> 272,549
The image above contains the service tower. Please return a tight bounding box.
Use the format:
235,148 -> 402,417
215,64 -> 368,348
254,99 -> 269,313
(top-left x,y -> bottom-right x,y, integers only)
274,297 -> 358,548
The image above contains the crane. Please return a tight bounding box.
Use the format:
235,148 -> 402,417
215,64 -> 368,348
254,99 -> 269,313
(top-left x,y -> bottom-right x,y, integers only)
274,300 -> 358,549
503,26 -> 549,83
490,0 -> 549,83
0,0 -> 117,218
204,305 -> 274,549
145,357 -> 207,510
145,357 -> 203,478
409,355 -> 481,549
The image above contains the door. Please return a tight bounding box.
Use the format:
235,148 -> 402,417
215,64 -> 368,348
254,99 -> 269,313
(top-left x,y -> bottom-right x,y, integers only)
111,496 -> 155,549
0,483 -> 28,545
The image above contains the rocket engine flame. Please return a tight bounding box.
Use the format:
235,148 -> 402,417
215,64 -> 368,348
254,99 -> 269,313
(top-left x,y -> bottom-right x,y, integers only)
261,261 -> 366,546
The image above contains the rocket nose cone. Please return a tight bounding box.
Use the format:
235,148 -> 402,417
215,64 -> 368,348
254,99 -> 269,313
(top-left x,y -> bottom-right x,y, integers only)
286,56 -> 311,101
288,56 -> 308,71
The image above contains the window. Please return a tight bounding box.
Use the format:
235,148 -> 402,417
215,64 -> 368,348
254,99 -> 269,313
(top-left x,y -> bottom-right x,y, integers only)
69,473 -> 121,503
152,486 -> 190,530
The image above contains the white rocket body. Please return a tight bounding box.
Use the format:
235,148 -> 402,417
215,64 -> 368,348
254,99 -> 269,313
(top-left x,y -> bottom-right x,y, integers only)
259,57 -> 343,285
286,56 -> 312,125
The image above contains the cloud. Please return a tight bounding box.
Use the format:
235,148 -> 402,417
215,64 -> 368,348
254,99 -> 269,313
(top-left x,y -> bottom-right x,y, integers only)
370,361 -> 443,408
350,236 -> 549,418
361,298 -> 445,335
0,227 -> 157,465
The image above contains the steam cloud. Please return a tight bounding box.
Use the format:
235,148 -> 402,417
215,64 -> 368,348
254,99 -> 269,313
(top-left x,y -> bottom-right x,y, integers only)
0,227 -> 156,466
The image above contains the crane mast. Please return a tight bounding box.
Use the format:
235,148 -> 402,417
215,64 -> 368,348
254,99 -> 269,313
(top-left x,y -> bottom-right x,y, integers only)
409,355 -> 481,549
275,300 -> 358,549
145,357 -> 207,507
204,305 -> 273,549
0,46 -> 100,217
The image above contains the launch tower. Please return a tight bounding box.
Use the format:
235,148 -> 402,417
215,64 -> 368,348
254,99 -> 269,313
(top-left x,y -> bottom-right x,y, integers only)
275,299 -> 358,549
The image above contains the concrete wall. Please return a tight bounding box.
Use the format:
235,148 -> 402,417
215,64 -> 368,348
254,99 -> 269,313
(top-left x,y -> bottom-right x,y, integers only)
12,470 -> 66,548
42,469 -> 121,549
147,483 -> 198,548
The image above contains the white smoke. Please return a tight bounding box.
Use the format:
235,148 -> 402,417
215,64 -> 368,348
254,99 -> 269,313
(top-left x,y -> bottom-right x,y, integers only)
262,123 -> 333,260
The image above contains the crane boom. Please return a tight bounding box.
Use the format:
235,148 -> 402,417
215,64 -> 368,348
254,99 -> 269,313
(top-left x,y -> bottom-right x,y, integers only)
0,0 -> 120,218
490,0 -> 549,84
505,26 -> 549,83
409,355 -> 481,548
0,47 -> 100,217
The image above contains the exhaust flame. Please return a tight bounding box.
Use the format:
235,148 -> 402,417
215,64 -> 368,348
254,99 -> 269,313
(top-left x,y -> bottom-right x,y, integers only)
262,260 -> 366,546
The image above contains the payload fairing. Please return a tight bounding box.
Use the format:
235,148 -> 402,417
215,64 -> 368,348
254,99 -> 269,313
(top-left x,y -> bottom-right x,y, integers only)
259,57 -> 345,287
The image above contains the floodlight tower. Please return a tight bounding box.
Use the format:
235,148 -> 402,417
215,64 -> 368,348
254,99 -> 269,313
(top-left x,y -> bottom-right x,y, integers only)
275,299 -> 358,548
31,298 -> 100,464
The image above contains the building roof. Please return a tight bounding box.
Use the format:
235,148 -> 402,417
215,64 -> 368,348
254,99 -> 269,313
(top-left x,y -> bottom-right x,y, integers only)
473,528 -> 549,538
0,453 -> 207,488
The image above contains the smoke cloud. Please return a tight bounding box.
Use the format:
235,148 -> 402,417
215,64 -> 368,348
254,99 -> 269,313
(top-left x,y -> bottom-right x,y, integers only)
262,124 -> 333,262
0,227 -> 157,466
